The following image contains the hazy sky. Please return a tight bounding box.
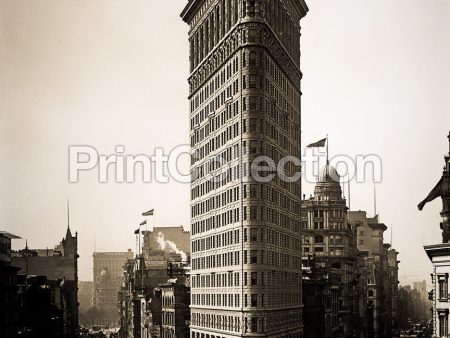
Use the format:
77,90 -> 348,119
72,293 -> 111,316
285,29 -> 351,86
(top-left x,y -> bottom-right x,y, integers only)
1,0 -> 449,283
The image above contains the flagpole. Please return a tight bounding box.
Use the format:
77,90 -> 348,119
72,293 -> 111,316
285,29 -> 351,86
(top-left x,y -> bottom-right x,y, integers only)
348,174 -> 351,211
138,224 -> 141,256
326,134 -> 329,165
374,183 -> 377,217
67,200 -> 70,228
391,224 -> 393,246
25,240 -> 28,286
342,176 -> 345,199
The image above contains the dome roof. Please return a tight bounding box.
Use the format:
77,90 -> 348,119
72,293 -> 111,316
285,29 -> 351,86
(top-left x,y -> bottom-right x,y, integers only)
318,164 -> 340,183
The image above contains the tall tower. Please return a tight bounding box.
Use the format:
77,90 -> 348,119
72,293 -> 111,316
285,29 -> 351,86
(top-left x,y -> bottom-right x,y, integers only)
182,1 -> 308,337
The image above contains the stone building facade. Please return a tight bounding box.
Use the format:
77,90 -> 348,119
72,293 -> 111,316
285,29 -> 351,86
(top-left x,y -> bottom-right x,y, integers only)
348,211 -> 400,338
181,0 -> 308,336
0,231 -> 21,338
422,133 -> 450,338
301,165 -> 359,338
93,250 -> 134,325
11,226 -> 79,338
119,227 -> 191,338
93,250 -> 134,306
160,280 -> 191,338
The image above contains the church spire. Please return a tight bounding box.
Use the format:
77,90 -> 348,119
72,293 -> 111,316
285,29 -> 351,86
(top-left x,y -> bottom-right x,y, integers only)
66,200 -> 73,239
67,199 -> 70,229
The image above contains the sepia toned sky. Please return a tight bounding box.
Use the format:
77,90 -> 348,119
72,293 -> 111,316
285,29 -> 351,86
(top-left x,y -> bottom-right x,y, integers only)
1,0 -> 449,283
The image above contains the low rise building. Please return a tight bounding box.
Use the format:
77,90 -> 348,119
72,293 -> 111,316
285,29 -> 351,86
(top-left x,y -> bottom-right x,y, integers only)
119,227 -> 190,338
11,226 -> 79,338
0,231 -> 22,338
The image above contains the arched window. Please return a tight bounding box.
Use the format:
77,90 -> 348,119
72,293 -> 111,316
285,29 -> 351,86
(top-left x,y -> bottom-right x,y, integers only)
368,290 -> 374,297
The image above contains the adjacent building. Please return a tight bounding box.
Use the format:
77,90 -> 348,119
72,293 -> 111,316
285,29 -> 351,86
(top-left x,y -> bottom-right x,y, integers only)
160,280 -> 191,338
0,231 -> 22,338
421,133 -> 450,338
11,226 -> 79,338
302,262 -> 340,338
93,250 -> 134,325
301,164 -> 360,337
349,211 -> 400,338
181,1 -> 308,336
119,226 -> 190,338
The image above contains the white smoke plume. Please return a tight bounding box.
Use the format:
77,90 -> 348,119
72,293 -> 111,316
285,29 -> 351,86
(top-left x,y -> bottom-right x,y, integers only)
156,232 -> 188,262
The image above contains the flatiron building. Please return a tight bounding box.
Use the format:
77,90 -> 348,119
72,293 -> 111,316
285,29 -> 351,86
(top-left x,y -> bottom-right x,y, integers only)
181,1 -> 308,337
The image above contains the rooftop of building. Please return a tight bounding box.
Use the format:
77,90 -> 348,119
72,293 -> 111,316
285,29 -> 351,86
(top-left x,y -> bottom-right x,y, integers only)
93,250 -> 133,256
181,0 -> 309,23
0,231 -> 22,239
424,242 -> 450,259
318,164 -> 340,184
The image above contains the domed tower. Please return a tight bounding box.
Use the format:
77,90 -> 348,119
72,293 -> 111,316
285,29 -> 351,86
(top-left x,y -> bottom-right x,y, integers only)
314,164 -> 344,203
302,164 -> 348,231
301,164 -> 359,336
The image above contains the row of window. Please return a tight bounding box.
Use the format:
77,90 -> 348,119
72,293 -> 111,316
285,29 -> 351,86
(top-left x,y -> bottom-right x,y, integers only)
191,251 -> 240,270
191,101 -> 239,147
265,53 -> 300,112
191,207 -> 240,236
192,226 -> 300,253
192,249 -> 301,270
161,311 -> 176,326
191,79 -> 239,131
243,205 -> 301,233
192,229 -> 240,253
191,313 -> 240,333
192,272 -> 239,288
191,271 -> 300,289
192,291 -> 301,309
192,120 -> 240,165
192,186 -> 239,217
189,0 -> 240,71
191,202 -> 301,236
263,0 -> 301,63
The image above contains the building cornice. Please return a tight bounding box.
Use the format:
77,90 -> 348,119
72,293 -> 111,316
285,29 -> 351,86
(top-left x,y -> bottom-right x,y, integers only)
181,0 -> 205,23
369,223 -> 387,231
424,243 -> 450,259
181,0 -> 309,23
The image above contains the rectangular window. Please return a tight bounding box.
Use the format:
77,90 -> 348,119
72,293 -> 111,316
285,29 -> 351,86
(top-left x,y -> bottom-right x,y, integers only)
438,274 -> 449,301
439,311 -> 448,337
251,250 -> 258,264
251,294 -> 257,307
250,228 -> 258,241
251,317 -> 258,332
251,272 -> 257,285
